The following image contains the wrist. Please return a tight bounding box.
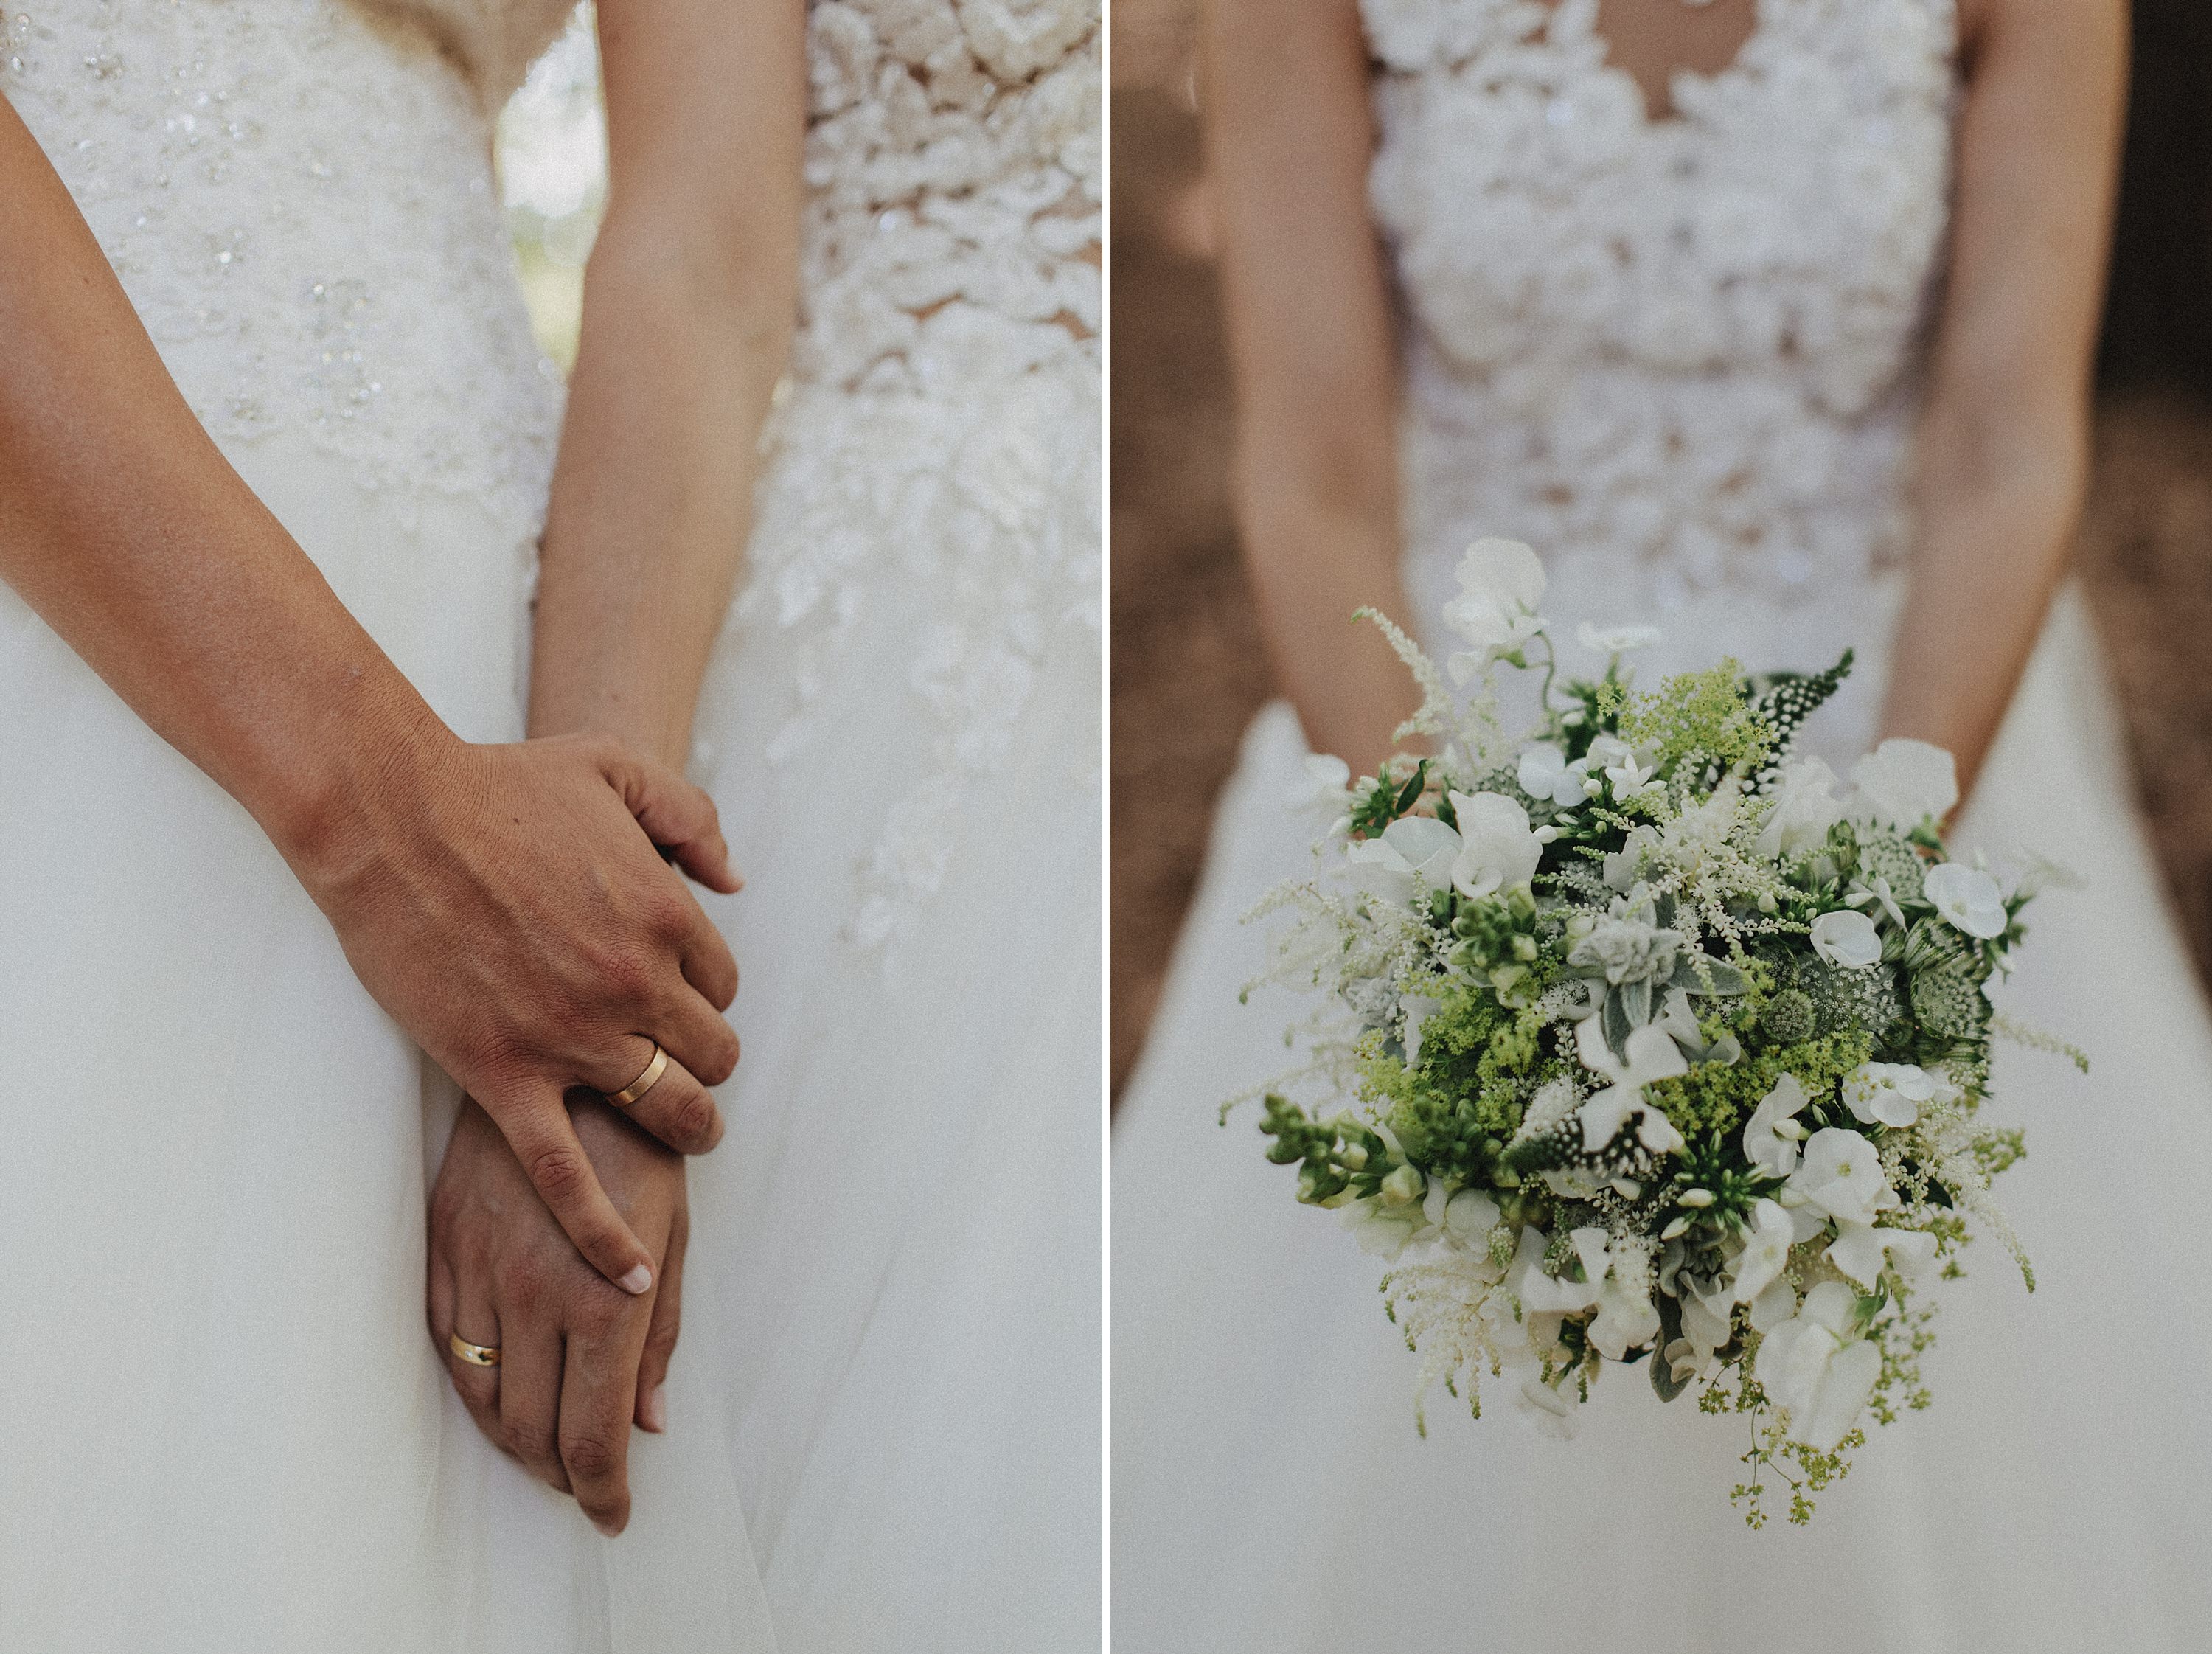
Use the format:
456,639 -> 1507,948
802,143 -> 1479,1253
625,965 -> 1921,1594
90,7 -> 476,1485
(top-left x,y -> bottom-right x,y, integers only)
256,670 -> 464,900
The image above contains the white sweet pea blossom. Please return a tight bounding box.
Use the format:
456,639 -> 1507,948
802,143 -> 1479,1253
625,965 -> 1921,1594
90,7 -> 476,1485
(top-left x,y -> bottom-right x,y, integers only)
1520,1228 -> 1662,1361
1826,1217 -> 1938,1291
1730,1198 -> 1798,1305
1754,1280 -> 1882,1451
1443,1188 -> 1502,1254
1742,1073 -> 1812,1178
1809,908 -> 1882,968
1841,1061 -> 1958,1129
1344,814 -> 1461,903
1786,1127 -> 1899,1229
1573,1018 -> 1688,1155
1442,538 -> 1548,682
1300,754 -> 1356,835
1517,743 -> 1591,807
1447,790 -> 1545,900
1754,757 -> 1847,861
1850,738 -> 1958,831
1576,619 -> 1661,655
1924,861 -> 2008,939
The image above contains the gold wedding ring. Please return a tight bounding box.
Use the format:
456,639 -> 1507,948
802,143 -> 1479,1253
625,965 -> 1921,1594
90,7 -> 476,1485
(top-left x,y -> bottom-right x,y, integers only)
448,1332 -> 501,1368
608,1043 -> 669,1108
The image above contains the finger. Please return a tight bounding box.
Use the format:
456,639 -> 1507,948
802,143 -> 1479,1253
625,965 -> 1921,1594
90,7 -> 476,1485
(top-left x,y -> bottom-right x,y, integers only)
607,1049 -> 723,1156
488,1086 -> 655,1296
437,1256 -> 503,1441
669,878 -> 739,1012
634,1203 -> 686,1434
599,747 -> 743,894
644,974 -> 741,1089
560,1301 -> 652,1535
496,1307 -> 569,1495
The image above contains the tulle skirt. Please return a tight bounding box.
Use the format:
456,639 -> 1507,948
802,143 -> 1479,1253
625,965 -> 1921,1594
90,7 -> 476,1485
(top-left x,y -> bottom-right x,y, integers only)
684,353 -> 1104,1653
0,427 -> 778,1651
1112,585 -> 2212,1653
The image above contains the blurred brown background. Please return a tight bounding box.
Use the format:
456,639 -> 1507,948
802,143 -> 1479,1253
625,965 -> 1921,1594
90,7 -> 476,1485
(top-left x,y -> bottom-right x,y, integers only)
1110,0 -> 2212,1094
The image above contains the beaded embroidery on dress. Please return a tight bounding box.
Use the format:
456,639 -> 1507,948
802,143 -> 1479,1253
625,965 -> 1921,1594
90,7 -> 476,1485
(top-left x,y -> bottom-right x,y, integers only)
3,0 -> 569,539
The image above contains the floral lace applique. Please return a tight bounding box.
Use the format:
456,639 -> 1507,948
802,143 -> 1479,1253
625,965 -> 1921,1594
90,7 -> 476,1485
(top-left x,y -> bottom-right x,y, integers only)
720,0 -> 1100,953
1361,0 -> 1957,624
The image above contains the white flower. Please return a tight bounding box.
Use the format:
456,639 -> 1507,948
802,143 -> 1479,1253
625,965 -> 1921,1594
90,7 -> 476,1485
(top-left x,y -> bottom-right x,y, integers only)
1447,790 -> 1544,900
1443,1188 -> 1501,1253
1742,1073 -> 1811,1178
1603,748 -> 1660,802
1850,738 -> 1958,830
1846,875 -> 1907,931
1576,620 -> 1661,655
1517,1375 -> 1581,1439
1441,538 -> 1547,681
1786,1127 -> 1898,1229
1573,1018 -> 1688,1155
1841,1061 -> 1958,1129
1754,1280 -> 1882,1451
1809,908 -> 1882,969
1517,742 -> 1590,807
1730,1198 -> 1798,1305
1754,757 -> 1846,861
1523,1228 -> 1661,1361
1924,861 -> 2008,939
1344,814 -> 1461,902
1826,1218 -> 1939,1290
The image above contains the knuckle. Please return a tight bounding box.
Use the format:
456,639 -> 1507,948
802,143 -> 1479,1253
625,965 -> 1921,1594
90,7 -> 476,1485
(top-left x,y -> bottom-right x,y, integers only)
525,1144 -> 591,1205
560,1430 -> 622,1485
594,943 -> 656,1004
496,1251 -> 556,1312
670,1090 -> 719,1149
644,1322 -> 681,1363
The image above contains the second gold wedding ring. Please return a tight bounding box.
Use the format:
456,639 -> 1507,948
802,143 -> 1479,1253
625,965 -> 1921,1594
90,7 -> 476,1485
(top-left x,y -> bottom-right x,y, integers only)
608,1043 -> 669,1107
448,1332 -> 501,1369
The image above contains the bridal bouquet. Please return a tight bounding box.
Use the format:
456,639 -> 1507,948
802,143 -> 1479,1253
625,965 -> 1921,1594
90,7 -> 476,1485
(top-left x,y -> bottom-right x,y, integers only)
1245,538 -> 2079,1525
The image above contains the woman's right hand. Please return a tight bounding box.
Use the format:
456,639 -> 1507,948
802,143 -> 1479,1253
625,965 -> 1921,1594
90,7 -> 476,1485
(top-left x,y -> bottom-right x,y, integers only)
286,729 -> 742,1294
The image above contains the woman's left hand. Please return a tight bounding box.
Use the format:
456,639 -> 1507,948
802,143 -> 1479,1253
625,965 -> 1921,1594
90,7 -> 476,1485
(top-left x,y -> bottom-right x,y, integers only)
429,1092 -> 690,1536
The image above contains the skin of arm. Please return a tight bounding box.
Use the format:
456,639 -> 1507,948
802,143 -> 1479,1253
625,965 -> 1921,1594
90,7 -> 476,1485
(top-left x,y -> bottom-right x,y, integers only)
1877,0 -> 2127,797
429,0 -> 804,1532
0,91 -> 742,1291
525,0 -> 804,768
1200,0 -> 1417,779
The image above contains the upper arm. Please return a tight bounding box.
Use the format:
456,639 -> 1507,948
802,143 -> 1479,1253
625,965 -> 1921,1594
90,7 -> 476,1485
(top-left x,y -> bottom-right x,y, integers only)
1923,0 -> 2126,489
591,0 -> 805,302
1200,0 -> 1398,518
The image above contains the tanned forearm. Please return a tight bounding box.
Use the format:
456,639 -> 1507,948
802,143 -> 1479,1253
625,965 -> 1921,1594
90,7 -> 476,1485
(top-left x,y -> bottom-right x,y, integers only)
0,94 -> 450,866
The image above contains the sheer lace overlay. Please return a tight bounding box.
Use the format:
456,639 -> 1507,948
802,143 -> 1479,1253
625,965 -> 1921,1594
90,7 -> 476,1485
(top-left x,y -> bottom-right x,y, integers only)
717,0 -> 1102,951
1361,0 -> 1956,632
4,0 -> 564,541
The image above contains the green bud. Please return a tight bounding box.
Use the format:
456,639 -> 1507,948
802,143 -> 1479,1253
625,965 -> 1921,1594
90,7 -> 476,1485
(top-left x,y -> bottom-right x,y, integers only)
1380,1163 -> 1425,1206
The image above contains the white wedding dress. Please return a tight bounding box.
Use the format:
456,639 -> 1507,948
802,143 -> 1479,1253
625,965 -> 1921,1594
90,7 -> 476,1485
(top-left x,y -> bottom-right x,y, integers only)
0,0 -> 1098,1647
1115,2 -> 2212,1649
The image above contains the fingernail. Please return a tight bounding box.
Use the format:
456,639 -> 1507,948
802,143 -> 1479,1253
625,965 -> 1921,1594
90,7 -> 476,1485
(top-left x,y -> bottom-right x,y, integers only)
641,1385 -> 667,1433
619,1263 -> 653,1296
592,1516 -> 623,1539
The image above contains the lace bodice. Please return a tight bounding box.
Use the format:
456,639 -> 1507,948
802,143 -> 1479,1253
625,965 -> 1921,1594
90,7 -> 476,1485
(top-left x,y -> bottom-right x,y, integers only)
797,0 -> 1101,389
4,0 -> 564,537
1362,0 -> 1957,639
724,0 -> 1102,951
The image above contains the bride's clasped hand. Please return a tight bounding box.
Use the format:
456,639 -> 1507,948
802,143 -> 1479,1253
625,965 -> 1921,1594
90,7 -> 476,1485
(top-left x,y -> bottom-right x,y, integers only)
285,725 -> 744,1295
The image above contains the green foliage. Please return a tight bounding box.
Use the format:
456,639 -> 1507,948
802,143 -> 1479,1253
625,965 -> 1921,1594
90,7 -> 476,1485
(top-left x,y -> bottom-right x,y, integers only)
1347,759 -> 1430,839
1359,984 -> 1548,1183
1644,1029 -> 1875,1142
1621,659 -> 1774,777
